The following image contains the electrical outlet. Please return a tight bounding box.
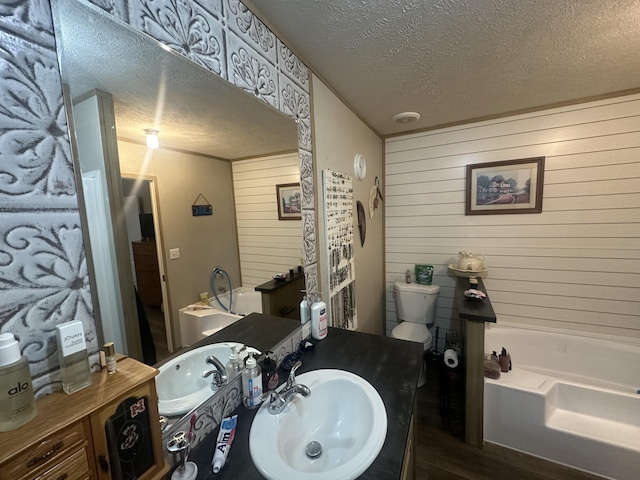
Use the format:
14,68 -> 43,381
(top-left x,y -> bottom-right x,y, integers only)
169,248 -> 180,260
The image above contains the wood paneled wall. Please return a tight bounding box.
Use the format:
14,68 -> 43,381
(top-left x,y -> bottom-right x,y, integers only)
232,153 -> 303,288
385,94 -> 640,344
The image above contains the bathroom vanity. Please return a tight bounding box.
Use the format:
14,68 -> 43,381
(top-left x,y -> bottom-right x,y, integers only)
184,315 -> 423,480
254,271 -> 305,320
0,357 -> 168,480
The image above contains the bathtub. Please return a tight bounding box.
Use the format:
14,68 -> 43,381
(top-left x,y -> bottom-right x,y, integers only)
178,288 -> 263,346
484,323 -> 640,480
212,287 -> 263,315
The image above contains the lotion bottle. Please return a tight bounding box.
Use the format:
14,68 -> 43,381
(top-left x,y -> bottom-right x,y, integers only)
0,333 -> 37,431
242,353 -> 262,409
310,299 -> 328,340
55,321 -> 92,394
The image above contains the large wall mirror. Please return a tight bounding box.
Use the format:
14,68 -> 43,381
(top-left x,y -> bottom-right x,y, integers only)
51,0 -> 303,389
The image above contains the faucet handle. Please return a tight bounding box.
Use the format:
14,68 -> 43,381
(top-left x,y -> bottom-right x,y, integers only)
287,360 -> 303,387
260,390 -> 278,403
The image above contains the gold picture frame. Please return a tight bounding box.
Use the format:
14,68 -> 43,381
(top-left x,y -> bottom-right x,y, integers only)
466,157 -> 545,215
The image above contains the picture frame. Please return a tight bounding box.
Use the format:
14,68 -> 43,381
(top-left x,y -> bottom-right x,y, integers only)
276,183 -> 302,220
466,157 -> 545,215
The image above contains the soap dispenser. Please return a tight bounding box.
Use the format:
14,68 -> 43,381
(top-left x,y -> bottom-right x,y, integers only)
242,353 -> 262,409
498,347 -> 511,373
259,351 -> 279,392
0,333 -> 37,431
225,344 -> 244,377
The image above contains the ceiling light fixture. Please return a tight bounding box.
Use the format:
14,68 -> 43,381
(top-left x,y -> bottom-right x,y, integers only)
392,112 -> 421,124
145,129 -> 159,149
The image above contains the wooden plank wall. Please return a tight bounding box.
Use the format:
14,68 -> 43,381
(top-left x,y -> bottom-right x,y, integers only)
232,152 -> 303,288
384,94 -> 640,345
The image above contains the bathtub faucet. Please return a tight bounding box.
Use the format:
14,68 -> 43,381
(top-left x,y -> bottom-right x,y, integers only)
202,355 -> 227,391
213,267 -> 225,279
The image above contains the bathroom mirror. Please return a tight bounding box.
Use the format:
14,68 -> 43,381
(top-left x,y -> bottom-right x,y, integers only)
51,0 -> 302,424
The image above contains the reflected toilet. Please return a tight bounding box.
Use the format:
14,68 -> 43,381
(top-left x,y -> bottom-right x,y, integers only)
391,282 -> 440,387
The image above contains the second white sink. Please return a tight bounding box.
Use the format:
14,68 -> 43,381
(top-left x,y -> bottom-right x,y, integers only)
249,369 -> 387,480
156,342 -> 257,417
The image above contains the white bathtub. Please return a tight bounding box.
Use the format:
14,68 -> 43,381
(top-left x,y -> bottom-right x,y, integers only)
178,288 -> 263,347
484,323 -> 640,480
212,288 -> 263,315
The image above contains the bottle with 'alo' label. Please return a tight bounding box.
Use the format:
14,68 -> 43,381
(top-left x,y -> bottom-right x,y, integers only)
0,333 -> 37,431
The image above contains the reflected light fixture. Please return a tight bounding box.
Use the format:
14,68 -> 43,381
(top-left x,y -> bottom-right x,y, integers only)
144,128 -> 159,149
392,112 -> 421,124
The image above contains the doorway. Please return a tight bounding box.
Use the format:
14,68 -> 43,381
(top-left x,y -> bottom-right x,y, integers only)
121,176 -> 171,362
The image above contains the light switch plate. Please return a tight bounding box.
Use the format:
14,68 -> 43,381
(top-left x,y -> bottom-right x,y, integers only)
169,248 -> 180,260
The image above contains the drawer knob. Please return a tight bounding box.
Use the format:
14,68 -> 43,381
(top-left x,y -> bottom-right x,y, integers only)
56,474 -> 68,480
26,441 -> 63,467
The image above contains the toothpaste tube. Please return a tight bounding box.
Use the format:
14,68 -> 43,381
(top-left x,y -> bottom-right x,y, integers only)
212,414 -> 237,473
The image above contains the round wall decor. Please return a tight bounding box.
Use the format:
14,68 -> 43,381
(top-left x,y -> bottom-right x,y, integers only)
354,154 -> 367,180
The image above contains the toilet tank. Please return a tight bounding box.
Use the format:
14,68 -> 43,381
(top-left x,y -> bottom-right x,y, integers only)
393,282 -> 440,324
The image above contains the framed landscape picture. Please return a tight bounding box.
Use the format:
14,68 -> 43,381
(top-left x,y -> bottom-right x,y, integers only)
276,183 -> 302,220
466,157 -> 545,215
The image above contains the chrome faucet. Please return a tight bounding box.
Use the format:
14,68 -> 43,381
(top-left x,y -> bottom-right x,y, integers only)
263,360 -> 310,414
202,355 -> 227,391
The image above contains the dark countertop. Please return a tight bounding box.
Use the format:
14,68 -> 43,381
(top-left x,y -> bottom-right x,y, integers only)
155,313 -> 299,369
455,277 -> 496,323
188,320 -> 423,479
254,270 -> 305,293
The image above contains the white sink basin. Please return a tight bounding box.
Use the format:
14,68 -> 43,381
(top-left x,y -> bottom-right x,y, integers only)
249,369 -> 387,480
156,342 -> 249,417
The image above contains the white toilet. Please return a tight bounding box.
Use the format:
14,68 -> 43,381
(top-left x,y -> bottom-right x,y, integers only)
391,281 -> 440,387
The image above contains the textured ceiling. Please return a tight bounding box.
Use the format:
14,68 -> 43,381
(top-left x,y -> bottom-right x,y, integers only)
54,0 -> 298,160
245,0 -> 640,136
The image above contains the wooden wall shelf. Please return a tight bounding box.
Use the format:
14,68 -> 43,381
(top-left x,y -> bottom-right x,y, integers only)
455,276 -> 496,448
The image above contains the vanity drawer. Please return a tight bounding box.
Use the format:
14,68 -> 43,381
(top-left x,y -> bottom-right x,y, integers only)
37,448 -> 89,480
2,421 -> 86,480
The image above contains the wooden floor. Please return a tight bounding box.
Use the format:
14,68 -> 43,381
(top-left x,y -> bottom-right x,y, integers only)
414,359 -> 604,480
145,304 -> 171,362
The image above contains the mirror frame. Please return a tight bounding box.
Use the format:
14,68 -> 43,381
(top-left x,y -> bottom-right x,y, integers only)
50,0 -> 319,432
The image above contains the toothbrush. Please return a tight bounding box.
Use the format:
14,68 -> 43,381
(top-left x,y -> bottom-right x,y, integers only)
187,412 -> 197,443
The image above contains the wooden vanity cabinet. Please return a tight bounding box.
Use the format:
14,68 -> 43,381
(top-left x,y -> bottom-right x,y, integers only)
255,272 -> 305,320
0,357 -> 169,480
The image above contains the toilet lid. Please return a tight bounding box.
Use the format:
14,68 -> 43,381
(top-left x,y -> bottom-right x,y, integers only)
392,322 -> 432,344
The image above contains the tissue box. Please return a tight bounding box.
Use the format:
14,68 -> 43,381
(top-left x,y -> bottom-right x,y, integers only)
415,264 -> 433,285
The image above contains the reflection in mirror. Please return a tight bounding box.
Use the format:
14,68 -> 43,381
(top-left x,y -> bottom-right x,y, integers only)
51,0 -> 300,424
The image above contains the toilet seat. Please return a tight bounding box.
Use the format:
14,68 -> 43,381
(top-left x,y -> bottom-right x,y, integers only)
391,322 -> 432,347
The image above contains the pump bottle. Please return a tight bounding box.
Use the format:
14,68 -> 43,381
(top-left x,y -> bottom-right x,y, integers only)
225,345 -> 243,377
0,333 -> 37,431
242,353 -> 262,409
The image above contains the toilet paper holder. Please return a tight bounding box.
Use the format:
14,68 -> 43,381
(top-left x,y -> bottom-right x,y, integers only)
444,349 -> 459,368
